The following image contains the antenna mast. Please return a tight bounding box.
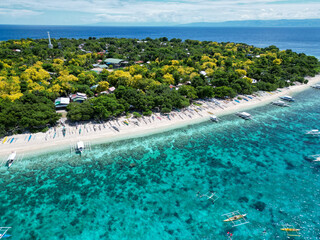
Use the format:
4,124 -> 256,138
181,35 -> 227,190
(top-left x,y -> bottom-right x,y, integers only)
47,31 -> 53,49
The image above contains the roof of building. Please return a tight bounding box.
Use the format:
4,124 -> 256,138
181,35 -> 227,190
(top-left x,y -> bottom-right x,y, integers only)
98,64 -> 108,68
55,97 -> 70,105
104,58 -> 124,64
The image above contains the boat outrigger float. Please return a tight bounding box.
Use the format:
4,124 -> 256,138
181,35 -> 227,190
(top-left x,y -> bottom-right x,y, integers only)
222,210 -> 249,227
197,191 -> 219,203
0,227 -> 11,239
281,224 -> 301,237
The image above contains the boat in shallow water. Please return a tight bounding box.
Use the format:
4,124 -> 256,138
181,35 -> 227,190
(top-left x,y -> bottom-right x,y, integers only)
271,100 -> 289,107
210,115 -> 219,122
236,112 -> 252,120
6,151 -> 16,168
77,141 -> 84,154
280,96 -> 295,102
223,214 -> 247,222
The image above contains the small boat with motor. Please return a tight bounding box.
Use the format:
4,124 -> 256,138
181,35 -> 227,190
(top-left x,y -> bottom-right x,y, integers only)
76,141 -> 84,153
236,112 -> 252,120
305,129 -> 320,136
210,115 -> 219,122
271,100 -> 289,107
6,151 -> 16,168
223,214 -> 247,222
311,84 -> 320,89
280,96 -> 295,102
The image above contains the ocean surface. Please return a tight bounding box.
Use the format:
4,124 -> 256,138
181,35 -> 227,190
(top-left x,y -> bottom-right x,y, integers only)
1,88 -> 320,239
0,25 -> 320,59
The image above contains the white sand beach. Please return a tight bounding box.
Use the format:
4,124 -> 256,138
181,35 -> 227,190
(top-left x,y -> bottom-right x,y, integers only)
1,75 -> 320,158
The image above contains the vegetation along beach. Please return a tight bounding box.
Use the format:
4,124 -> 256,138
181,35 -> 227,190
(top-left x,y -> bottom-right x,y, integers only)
1,31 -> 320,239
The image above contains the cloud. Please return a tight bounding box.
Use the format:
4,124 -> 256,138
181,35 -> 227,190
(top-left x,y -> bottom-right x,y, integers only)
0,0 -> 320,24
0,8 -> 42,17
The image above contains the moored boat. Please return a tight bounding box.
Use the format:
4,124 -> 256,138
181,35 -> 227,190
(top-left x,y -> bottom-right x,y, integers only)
210,115 -> 219,122
6,151 -> 16,168
236,112 -> 252,120
223,214 -> 247,222
271,100 -> 289,107
280,228 -> 300,232
77,141 -> 84,153
280,96 -> 295,102
311,84 -> 320,89
306,129 -> 320,136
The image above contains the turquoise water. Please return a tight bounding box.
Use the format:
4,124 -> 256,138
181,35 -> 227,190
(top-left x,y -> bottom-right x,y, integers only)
1,89 -> 320,239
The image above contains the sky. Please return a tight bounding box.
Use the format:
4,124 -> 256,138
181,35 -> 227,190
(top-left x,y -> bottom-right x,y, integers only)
0,0 -> 320,26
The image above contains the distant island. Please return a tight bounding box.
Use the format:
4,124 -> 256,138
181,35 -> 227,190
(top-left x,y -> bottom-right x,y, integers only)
179,19 -> 320,27
0,36 -> 319,137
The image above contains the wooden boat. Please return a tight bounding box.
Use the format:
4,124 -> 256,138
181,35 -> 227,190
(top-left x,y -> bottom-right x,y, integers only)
281,228 -> 300,232
224,214 -> 247,222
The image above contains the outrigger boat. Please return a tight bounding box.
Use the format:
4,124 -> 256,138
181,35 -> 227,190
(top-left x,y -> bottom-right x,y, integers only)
305,129 -> 320,136
6,151 -> 16,168
222,210 -> 249,227
311,83 -> 320,89
210,115 -> 219,122
224,214 -> 247,222
76,141 -> 84,154
236,112 -> 252,120
280,96 -> 295,102
271,100 -> 289,107
309,154 -> 320,161
197,191 -> 219,203
281,224 -> 301,237
0,227 -> 11,239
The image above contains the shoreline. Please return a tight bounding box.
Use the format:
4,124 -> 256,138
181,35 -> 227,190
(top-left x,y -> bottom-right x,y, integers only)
1,75 -> 320,158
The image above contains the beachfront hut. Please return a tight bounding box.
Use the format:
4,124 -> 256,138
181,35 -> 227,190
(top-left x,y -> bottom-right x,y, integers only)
70,93 -> 87,103
55,97 -> 70,109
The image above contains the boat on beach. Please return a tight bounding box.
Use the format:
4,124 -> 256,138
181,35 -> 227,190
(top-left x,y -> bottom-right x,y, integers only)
6,151 -> 16,168
271,100 -> 289,107
280,96 -> 295,102
112,126 -> 120,132
223,214 -> 247,222
236,112 -> 252,120
2,136 -> 8,144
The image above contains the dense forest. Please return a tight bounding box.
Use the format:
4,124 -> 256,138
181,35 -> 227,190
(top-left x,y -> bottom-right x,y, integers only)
0,36 -> 319,136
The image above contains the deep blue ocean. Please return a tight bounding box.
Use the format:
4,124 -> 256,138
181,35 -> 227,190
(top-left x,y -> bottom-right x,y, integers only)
0,25 -> 320,59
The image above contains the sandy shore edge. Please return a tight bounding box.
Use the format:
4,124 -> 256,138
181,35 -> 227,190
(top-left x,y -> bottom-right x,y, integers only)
1,75 -> 320,159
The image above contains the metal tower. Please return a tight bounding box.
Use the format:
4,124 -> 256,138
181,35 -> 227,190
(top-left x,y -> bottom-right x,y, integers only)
47,31 -> 53,49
